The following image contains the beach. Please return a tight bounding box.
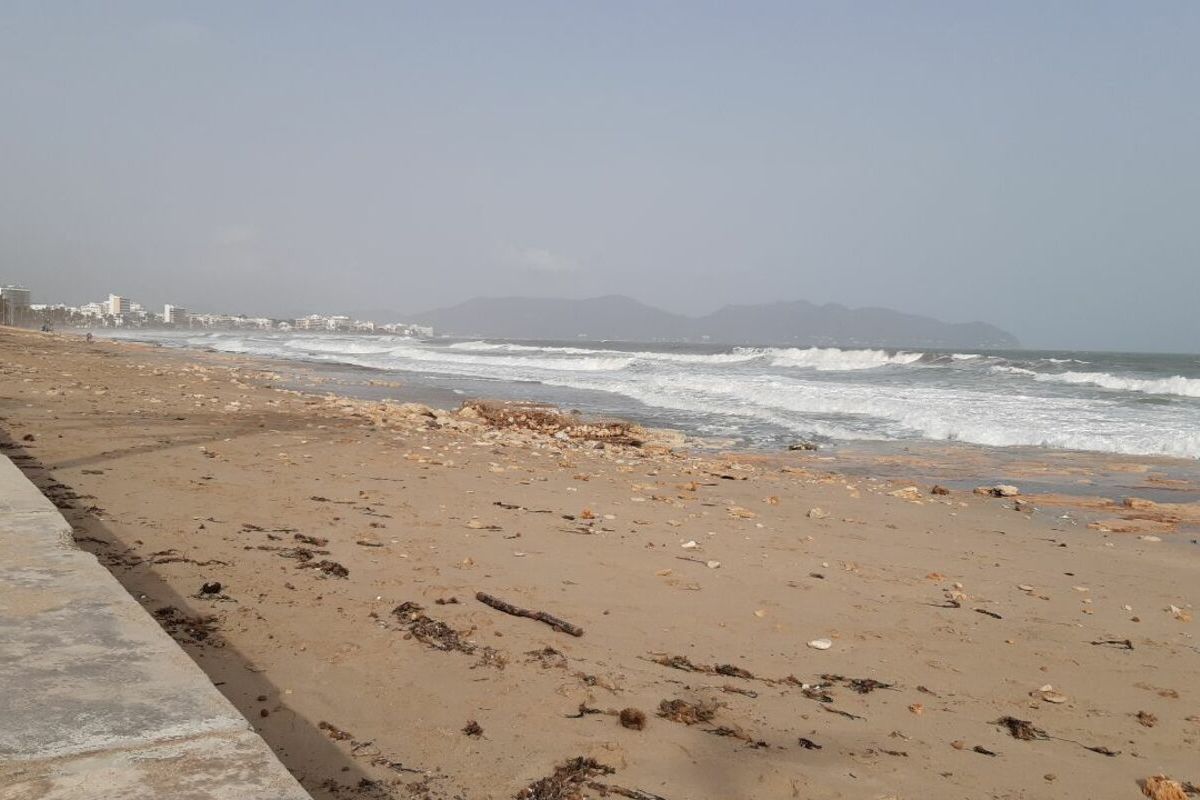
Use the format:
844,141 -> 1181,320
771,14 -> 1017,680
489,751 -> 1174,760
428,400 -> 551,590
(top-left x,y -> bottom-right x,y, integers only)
2,327 -> 1197,799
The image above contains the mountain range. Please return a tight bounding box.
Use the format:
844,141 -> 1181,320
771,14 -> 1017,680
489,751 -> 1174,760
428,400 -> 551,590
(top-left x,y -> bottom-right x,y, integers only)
399,295 -> 1019,349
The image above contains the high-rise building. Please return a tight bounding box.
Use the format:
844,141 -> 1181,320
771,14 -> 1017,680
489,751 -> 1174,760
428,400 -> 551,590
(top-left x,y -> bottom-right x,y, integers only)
107,294 -> 131,316
164,304 -> 188,326
0,285 -> 32,326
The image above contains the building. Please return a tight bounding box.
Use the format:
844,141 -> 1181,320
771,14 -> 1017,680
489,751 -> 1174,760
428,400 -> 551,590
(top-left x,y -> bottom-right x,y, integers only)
164,304 -> 189,326
0,286 -> 32,326
107,294 -> 131,316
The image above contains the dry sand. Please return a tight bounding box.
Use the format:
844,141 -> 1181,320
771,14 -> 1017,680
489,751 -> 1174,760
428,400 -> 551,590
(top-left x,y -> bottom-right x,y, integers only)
1,327 -> 1197,800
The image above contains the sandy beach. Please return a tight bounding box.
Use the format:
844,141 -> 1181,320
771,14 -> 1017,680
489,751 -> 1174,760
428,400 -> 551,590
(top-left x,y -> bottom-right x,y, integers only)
1,327 -> 1197,800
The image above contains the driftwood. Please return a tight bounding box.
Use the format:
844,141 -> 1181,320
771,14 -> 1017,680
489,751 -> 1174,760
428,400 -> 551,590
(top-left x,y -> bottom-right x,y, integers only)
475,592 -> 584,637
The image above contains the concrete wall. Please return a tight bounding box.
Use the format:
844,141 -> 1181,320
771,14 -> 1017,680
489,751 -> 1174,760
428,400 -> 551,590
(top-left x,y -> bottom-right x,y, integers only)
0,455 -> 312,799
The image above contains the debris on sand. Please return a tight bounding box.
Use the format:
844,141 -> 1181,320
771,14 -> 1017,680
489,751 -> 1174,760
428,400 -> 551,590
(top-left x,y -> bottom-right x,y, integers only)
975,484 -> 1020,497
318,720 -> 354,741
476,591 -> 584,637
294,533 -> 329,546
392,602 -> 505,668
619,708 -> 646,730
648,653 -> 759,681
199,581 -> 223,595
658,698 -> 718,725
797,737 -> 823,750
930,485 -> 951,495
152,606 -> 221,646
996,716 -> 1049,740
516,756 -> 614,800
526,646 -> 569,669
1142,775 -> 1189,800
1137,710 -> 1158,728
463,720 -> 484,737
299,558 -> 349,578
463,400 -> 646,447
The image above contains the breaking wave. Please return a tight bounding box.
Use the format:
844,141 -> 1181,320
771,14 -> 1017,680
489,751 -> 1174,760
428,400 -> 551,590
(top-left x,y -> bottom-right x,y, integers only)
1034,371 -> 1200,398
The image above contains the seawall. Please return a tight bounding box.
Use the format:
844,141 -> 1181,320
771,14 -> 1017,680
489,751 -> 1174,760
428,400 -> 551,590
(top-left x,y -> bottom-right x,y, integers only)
0,453 -> 311,799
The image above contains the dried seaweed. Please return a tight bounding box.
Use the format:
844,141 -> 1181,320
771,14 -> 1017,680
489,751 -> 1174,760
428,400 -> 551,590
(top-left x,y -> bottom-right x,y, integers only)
516,757 -> 615,800
657,698 -> 718,725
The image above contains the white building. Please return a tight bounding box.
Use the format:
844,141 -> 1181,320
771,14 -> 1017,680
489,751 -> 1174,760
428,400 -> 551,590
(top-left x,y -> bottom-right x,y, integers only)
107,294 -> 131,316
164,304 -> 189,326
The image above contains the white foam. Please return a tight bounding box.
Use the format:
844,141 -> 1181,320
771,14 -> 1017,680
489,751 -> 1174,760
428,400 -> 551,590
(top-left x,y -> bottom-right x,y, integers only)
766,347 -> 924,371
1034,371 -> 1200,398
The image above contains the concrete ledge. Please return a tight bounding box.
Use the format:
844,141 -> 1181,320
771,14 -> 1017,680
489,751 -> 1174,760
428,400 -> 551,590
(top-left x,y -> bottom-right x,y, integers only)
0,454 -> 310,799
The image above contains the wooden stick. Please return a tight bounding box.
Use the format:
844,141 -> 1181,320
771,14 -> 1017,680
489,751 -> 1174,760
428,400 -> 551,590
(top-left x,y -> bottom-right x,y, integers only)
475,591 -> 584,637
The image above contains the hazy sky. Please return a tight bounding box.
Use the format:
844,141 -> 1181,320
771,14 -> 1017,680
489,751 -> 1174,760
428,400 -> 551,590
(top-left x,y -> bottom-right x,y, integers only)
2,2 -> 1197,351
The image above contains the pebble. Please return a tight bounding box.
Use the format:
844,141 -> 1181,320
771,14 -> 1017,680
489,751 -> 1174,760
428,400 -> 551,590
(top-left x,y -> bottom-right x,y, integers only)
807,638 -> 833,650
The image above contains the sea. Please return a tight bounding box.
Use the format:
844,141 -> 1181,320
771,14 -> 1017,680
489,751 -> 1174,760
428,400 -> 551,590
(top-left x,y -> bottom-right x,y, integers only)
100,330 -> 1200,462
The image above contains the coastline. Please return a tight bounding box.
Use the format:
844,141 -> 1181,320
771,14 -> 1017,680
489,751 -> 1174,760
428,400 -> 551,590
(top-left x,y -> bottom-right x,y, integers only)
2,326 -> 1197,798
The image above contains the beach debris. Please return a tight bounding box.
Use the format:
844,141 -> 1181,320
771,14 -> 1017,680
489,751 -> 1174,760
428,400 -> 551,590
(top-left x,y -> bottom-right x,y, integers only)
293,533 -> 329,546
1137,710 -> 1158,728
821,704 -> 864,721
392,602 -> 505,667
975,608 -> 1003,619
975,484 -> 1020,497
516,756 -> 614,800
1141,776 -> 1190,800
821,674 -> 893,694
462,720 -> 483,737
355,538 -> 382,547
930,485 -> 950,495
1169,604 -> 1193,623
996,716 -> 1049,740
807,638 -> 833,650
1035,685 -> 1068,704
973,745 -> 998,756
658,698 -> 718,725
788,440 -> 819,451
153,606 -> 221,646
807,507 -> 828,519
299,559 -> 349,578
888,486 -> 923,502
565,703 -> 605,719
475,591 -> 584,637
619,708 -> 647,730
797,737 -> 823,750
1090,637 -> 1134,650
318,720 -> 354,741
908,703 -> 924,715
462,399 -> 646,446
199,581 -> 223,595
680,540 -> 699,549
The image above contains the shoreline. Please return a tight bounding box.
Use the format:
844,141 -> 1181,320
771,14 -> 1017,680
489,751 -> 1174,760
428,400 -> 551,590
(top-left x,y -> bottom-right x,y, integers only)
2,326 -> 1197,799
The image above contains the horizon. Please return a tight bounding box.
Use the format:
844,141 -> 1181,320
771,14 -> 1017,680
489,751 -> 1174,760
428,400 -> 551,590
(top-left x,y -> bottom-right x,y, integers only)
4,4 -> 1199,351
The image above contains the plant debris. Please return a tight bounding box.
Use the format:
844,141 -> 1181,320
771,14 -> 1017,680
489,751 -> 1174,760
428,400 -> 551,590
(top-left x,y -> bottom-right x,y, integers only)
996,716 -> 1049,740
476,591 -> 584,637
1091,638 -> 1135,650
392,602 -> 505,667
619,708 -> 646,730
516,756 -> 614,800
299,559 -> 349,578
463,720 -> 483,737
152,606 -> 220,646
797,737 -> 823,750
658,698 -> 718,725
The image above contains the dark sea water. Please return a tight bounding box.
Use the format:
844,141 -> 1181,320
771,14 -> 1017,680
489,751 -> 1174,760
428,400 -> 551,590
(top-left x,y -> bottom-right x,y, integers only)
102,331 -> 1200,460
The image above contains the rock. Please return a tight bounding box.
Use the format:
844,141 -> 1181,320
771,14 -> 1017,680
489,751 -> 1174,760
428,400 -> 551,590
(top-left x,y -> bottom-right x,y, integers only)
199,581 -> 222,595
807,638 -> 833,650
888,486 -> 923,502
975,484 -> 1020,497
930,485 -> 950,495
807,507 -> 828,519
788,440 -> 819,451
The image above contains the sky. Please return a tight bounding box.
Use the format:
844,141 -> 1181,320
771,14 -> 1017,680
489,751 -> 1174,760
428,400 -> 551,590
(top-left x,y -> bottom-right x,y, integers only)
2,2 -> 1198,351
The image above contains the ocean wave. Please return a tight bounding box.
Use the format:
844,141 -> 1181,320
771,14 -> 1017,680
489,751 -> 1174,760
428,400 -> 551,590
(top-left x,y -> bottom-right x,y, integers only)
766,347 -> 924,371
1035,371 -> 1200,398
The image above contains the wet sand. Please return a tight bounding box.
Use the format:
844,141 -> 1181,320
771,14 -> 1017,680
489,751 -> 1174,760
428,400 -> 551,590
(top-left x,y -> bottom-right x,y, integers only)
1,327 -> 1197,799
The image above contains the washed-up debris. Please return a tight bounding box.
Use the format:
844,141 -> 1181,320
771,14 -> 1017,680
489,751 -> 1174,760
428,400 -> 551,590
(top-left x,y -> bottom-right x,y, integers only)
1091,638 -> 1134,650
930,485 -> 950,495
797,737 -> 822,750
464,400 -> 646,446
516,756 -> 614,800
392,602 -> 505,668
294,533 -> 329,546
526,646 -> 569,669
1142,775 -> 1190,800
318,720 -> 354,741
619,708 -> 646,730
299,559 -> 349,578
648,653 -> 758,681
476,591 -> 584,637
463,720 -> 483,737
199,581 -> 223,595
1137,710 -> 1158,728
819,675 -> 894,694
310,495 -> 354,504
658,698 -> 718,725
821,704 -> 864,721
807,638 -> 833,650
788,440 -> 818,451
973,745 -> 998,756
997,716 -> 1049,740
153,606 -> 220,646
705,724 -> 768,748
975,608 -> 1003,620
565,703 -> 605,719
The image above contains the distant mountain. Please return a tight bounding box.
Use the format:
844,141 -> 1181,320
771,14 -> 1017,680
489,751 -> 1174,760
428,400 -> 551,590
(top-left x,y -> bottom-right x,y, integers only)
407,295 -> 1019,349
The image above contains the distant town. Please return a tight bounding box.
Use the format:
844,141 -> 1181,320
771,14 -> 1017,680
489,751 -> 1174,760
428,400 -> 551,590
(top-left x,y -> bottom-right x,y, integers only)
0,283 -> 433,337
